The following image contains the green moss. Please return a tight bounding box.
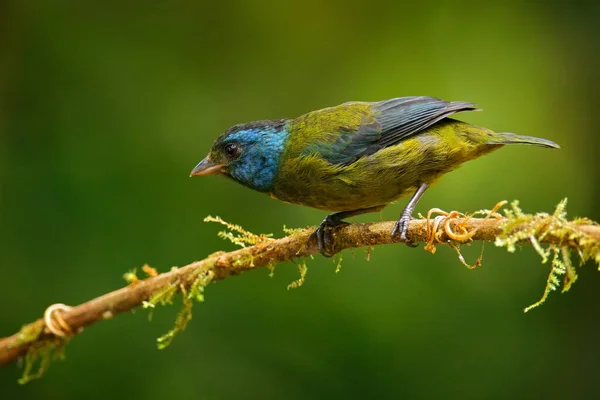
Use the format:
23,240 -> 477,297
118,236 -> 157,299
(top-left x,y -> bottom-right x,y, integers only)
287,260 -> 308,290
232,253 -> 256,268
283,225 -> 310,237
334,253 -> 343,273
13,318 -> 71,384
122,268 -> 138,284
18,337 -> 67,385
156,290 -> 194,350
14,321 -> 45,348
141,266 -> 216,349
142,281 -> 179,322
495,199 -> 600,312
205,215 -> 273,247
188,268 -> 215,303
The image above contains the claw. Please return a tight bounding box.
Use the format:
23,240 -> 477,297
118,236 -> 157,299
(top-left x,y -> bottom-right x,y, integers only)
309,206 -> 387,256
307,223 -> 327,253
308,216 -> 347,257
392,213 -> 418,247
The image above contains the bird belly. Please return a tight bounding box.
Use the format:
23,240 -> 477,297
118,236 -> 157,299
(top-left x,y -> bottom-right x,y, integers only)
273,154 -> 422,212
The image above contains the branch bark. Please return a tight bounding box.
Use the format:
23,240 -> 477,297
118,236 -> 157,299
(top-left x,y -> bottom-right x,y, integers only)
1,216 -> 599,368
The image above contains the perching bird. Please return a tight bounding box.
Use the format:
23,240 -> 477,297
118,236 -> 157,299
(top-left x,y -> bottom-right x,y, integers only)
191,96 -> 558,255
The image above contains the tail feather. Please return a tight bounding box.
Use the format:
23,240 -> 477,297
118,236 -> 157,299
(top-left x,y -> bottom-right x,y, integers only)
489,133 -> 560,149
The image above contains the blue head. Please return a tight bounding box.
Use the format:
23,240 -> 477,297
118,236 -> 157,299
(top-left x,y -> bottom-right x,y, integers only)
191,120 -> 289,192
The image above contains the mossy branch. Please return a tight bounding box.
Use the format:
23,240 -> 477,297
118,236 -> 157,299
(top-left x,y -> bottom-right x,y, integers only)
1,200 -> 599,383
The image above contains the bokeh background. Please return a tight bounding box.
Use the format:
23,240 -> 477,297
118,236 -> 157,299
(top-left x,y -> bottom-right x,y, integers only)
2,1 -> 600,399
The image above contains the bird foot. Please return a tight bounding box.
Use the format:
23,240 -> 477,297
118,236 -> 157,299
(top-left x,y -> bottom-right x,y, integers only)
308,216 -> 348,257
391,214 -> 418,247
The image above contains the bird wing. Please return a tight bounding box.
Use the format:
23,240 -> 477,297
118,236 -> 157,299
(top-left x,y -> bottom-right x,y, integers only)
317,96 -> 477,165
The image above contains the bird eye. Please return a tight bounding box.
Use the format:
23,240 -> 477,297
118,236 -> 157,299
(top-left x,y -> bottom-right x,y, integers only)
224,143 -> 239,158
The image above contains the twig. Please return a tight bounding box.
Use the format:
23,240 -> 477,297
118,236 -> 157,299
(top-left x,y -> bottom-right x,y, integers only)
1,215 -> 599,369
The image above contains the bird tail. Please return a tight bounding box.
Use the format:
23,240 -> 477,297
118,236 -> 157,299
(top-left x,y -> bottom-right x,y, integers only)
488,133 -> 560,149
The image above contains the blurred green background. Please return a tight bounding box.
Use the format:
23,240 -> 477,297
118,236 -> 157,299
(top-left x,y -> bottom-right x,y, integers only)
2,1 -> 600,399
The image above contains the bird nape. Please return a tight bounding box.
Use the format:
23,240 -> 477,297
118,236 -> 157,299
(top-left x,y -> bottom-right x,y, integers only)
191,96 -> 559,256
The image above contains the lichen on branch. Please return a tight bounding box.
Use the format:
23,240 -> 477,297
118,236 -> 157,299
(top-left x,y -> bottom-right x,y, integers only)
0,199 -> 599,384
494,199 -> 599,311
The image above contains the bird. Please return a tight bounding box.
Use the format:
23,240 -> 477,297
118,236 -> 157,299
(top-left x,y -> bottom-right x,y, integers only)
190,96 -> 559,255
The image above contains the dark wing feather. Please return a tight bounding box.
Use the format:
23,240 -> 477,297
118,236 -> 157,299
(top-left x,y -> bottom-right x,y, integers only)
322,96 -> 477,165
373,96 -> 477,147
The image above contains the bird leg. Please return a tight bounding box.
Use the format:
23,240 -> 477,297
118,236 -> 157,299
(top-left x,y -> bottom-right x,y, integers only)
309,206 -> 385,257
391,182 -> 429,245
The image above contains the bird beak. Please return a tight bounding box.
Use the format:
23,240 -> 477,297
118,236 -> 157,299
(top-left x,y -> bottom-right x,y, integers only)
190,157 -> 225,177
